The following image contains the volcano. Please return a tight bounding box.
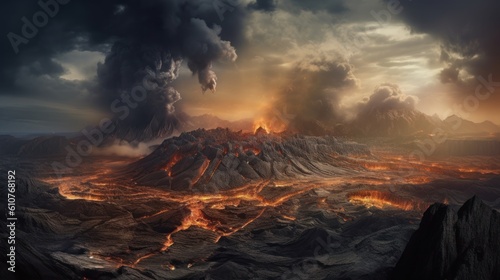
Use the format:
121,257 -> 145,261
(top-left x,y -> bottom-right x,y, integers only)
128,128 -> 370,192
3,126 -> 500,280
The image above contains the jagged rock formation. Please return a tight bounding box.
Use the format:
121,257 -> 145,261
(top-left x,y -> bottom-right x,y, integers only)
127,128 -> 371,191
391,196 -> 500,280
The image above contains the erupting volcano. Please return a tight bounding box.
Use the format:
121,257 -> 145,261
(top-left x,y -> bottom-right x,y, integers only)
2,0 -> 500,279
2,126 -> 498,279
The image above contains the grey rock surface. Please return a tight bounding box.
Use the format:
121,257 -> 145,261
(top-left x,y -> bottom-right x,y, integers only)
391,196 -> 500,280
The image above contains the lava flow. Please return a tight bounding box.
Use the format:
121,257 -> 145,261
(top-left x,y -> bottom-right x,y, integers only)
38,133 -> 500,270
347,190 -> 428,211
253,117 -> 287,134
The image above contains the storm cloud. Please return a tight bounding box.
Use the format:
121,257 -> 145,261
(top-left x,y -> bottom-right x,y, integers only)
1,0 -> 249,137
392,0 -> 500,89
248,0 -> 278,12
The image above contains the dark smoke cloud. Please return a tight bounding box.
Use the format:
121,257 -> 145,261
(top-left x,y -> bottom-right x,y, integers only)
266,57 -> 357,133
91,0 -> 240,140
439,67 -> 460,84
286,0 -> 348,14
356,83 -> 417,118
1,0 -> 249,139
391,0 -> 500,85
95,43 -> 183,138
248,0 -> 278,12
182,18 -> 238,92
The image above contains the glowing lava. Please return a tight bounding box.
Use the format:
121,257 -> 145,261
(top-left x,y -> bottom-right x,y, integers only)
348,190 -> 428,211
253,118 -> 287,134
39,148 -> 500,269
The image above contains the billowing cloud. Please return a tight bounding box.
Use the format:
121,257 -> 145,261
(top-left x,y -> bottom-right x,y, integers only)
391,0 -> 500,103
1,0 -> 248,139
260,54 -> 358,134
384,0 -> 500,123
357,83 -> 418,117
2,0 -> 499,134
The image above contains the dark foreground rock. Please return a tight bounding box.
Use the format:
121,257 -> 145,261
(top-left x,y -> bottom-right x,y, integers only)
391,196 -> 500,280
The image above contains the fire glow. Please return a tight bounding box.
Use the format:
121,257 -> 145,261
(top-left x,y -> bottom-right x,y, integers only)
253,117 -> 287,134
40,148 -> 500,269
348,190 -> 427,211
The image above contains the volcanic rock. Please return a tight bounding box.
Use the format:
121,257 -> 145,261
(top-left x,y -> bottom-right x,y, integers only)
391,196 -> 500,280
128,128 -> 371,192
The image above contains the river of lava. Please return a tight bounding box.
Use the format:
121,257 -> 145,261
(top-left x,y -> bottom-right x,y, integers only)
38,151 -> 500,268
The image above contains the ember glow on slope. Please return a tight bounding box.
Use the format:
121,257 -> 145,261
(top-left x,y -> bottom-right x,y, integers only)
1,0 -> 500,133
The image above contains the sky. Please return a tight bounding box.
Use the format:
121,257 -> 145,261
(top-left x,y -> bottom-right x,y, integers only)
1,0 -> 499,133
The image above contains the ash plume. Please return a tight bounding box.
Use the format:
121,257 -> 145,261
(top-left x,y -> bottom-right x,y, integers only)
264,57 -> 358,135
356,83 -> 418,117
1,0 -> 247,141
91,1 -> 240,141
352,84 -> 432,137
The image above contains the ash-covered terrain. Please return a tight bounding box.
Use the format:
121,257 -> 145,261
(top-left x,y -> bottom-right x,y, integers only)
1,128 -> 500,280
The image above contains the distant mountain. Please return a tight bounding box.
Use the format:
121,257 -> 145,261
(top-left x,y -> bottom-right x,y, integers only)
0,135 -> 27,155
109,112 -> 179,143
105,113 -> 253,143
0,135 -> 70,157
351,108 -> 444,137
347,109 -> 500,138
177,113 -> 253,133
17,136 -> 70,157
444,115 -> 500,135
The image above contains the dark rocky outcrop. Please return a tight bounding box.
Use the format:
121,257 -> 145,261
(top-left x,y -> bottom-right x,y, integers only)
128,128 -> 371,192
391,196 -> 500,280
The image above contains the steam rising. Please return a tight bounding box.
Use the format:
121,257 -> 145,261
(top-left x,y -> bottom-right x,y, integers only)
94,141 -> 155,158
